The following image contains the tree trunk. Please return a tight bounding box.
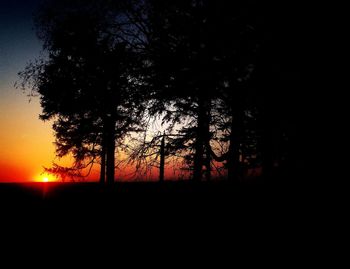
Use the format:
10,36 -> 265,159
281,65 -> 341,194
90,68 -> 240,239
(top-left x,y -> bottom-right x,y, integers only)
159,135 -> 165,182
106,116 -> 115,185
99,142 -> 106,184
204,107 -> 211,181
193,98 -> 205,181
99,118 -> 107,184
193,136 -> 203,181
193,97 -> 211,181
261,122 -> 275,183
257,97 -> 275,183
227,102 -> 244,183
204,149 -> 211,181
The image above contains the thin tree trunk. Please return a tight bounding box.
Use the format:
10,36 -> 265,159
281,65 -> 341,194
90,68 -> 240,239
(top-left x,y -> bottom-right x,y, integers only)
193,136 -> 203,181
193,97 -> 211,181
100,143 -> 106,184
228,102 -> 244,183
204,150 -> 211,181
159,135 -> 165,182
193,98 -> 206,181
106,116 -> 115,185
99,118 -> 107,184
204,104 -> 211,181
258,100 -> 275,183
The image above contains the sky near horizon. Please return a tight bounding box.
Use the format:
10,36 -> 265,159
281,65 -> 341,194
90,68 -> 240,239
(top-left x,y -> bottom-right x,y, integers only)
0,0 -> 168,182
0,1 -> 192,182
0,0 -> 60,181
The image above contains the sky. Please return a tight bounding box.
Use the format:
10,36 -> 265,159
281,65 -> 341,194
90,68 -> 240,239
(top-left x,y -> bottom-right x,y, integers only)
0,0 -> 168,182
0,0 -> 61,182
0,0 -> 197,182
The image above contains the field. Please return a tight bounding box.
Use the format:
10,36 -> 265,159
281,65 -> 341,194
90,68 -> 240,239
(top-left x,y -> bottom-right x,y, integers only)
0,180 -> 307,216
0,180 -> 338,251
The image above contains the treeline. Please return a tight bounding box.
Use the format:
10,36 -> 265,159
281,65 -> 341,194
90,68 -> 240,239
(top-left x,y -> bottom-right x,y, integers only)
19,0 -> 306,184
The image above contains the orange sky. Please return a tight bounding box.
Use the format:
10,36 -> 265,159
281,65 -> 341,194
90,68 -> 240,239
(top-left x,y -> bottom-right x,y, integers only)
0,92 -> 181,182
0,95 -> 61,182
0,69 -> 188,182
0,1 -> 82,182
0,33 -> 60,182
0,81 -> 183,182
0,1 -> 190,182
0,0 -> 51,182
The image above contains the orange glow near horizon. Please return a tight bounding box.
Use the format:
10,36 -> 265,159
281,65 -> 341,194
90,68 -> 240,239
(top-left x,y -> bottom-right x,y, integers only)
0,96 -> 82,182
0,60 -> 190,182
35,173 -> 56,183
0,94 -> 57,182
0,92 -> 185,182
0,3 -> 186,183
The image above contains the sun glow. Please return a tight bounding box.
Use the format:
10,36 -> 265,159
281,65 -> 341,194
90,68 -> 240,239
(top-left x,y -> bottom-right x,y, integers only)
33,173 -> 56,182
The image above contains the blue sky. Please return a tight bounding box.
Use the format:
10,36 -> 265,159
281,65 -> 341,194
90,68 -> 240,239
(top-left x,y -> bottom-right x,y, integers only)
0,0 -> 42,93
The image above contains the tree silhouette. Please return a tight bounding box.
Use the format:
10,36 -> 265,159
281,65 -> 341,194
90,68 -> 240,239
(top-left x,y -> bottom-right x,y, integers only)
144,1 -> 262,181
19,0 -> 145,183
145,1 -> 216,180
18,0 -> 304,184
249,2 -> 306,183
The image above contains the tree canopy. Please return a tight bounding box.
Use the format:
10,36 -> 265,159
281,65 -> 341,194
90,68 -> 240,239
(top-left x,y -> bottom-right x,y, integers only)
18,0 -> 304,183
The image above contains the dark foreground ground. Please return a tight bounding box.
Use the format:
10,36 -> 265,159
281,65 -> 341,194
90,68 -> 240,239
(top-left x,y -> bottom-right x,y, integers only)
0,180 -> 327,217
0,181 -> 307,232
0,180 -> 303,205
0,180 -> 344,258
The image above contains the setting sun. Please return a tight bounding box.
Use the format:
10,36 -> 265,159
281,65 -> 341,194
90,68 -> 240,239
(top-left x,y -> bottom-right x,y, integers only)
33,173 -> 56,183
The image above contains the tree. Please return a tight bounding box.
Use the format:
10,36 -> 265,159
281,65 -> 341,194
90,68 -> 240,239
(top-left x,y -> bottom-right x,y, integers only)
19,0 -> 145,183
145,1 -> 262,181
19,0 -> 296,185
145,1 -> 218,180
252,2 -> 306,183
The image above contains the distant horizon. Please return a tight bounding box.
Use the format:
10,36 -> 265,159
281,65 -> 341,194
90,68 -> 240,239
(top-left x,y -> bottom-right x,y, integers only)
0,177 -> 171,183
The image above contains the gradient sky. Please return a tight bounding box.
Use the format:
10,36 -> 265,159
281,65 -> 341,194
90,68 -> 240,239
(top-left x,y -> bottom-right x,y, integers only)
0,0 -> 60,182
0,0 -> 163,182
0,1 -> 190,182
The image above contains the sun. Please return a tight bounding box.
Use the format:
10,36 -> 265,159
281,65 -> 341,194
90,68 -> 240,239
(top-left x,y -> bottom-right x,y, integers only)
34,173 -> 55,183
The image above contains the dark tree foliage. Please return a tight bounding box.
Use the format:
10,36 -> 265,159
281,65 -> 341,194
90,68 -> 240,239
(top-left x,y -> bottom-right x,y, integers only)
143,1 -> 263,181
19,0 -> 145,183
19,0 -> 305,184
